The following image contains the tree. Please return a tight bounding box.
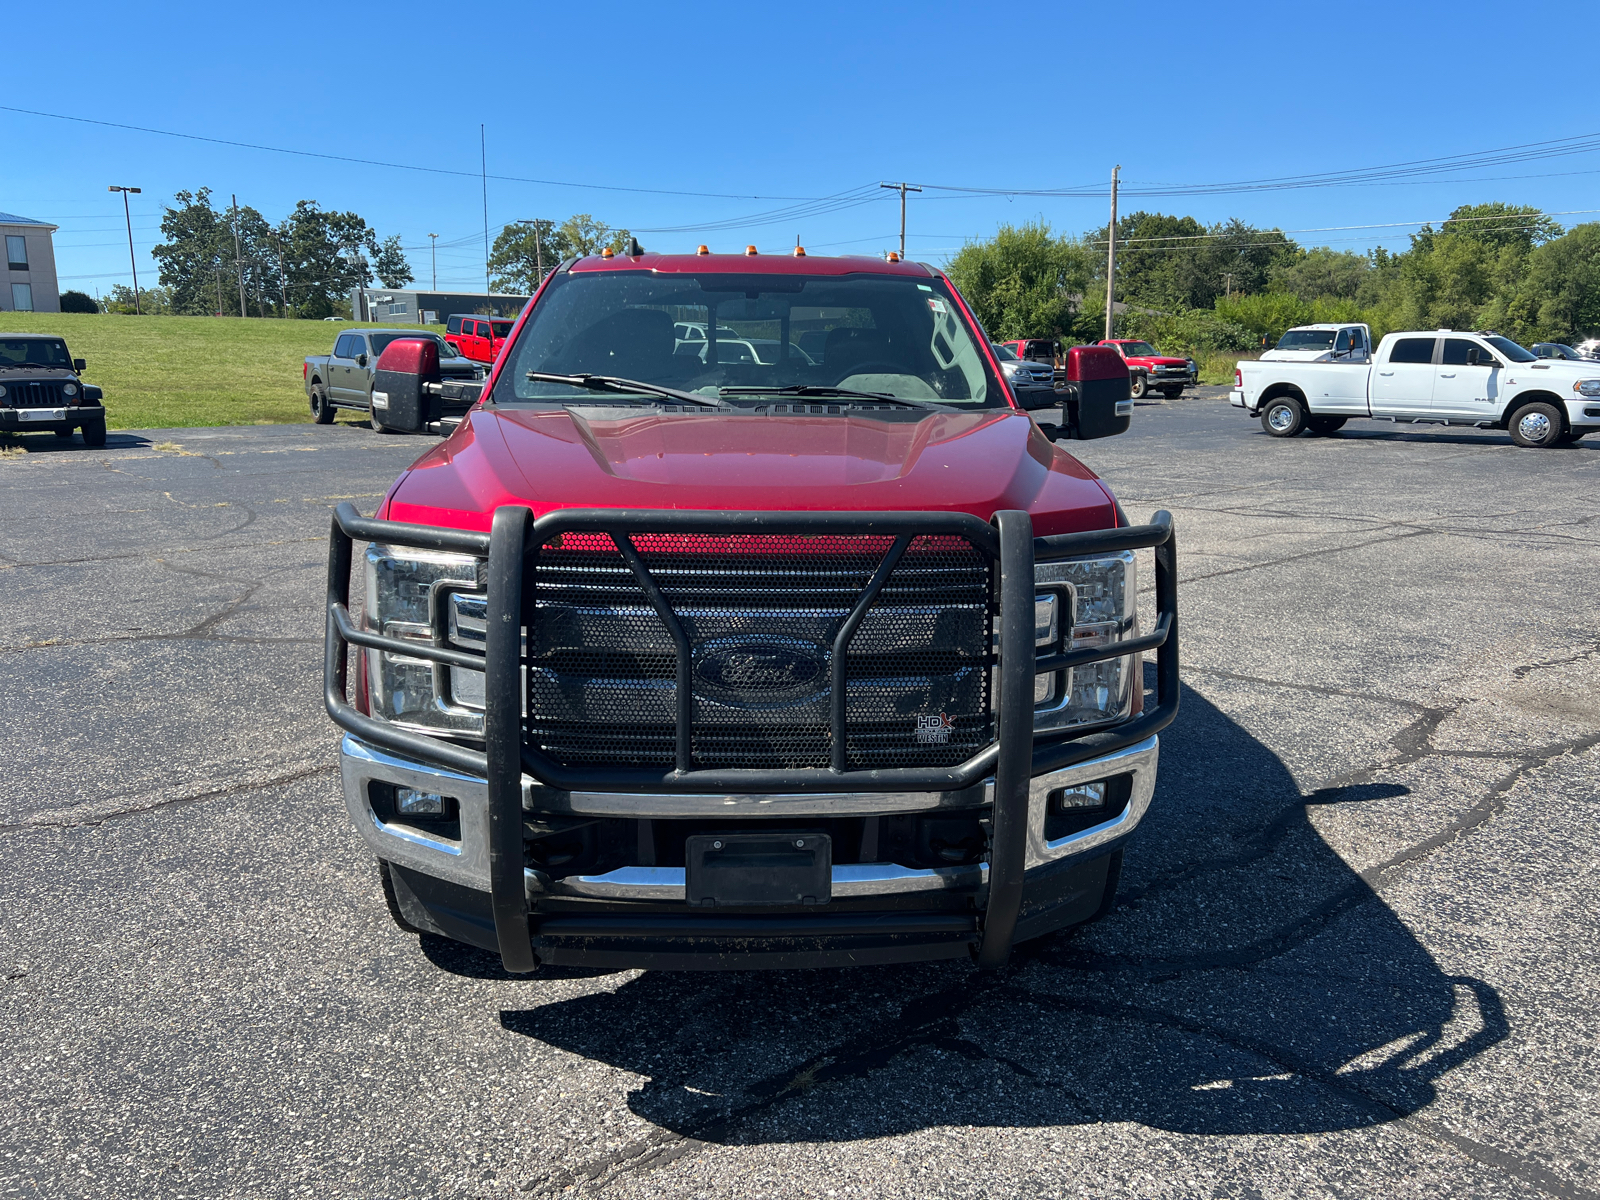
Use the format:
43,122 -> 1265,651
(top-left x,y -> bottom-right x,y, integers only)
556,213 -> 630,257
1503,223 -> 1600,342
103,284 -> 173,315
278,200 -> 377,319
1101,212 -> 1298,312
488,221 -> 565,293
151,189 -> 232,315
945,222 -> 1093,340
1269,248 -> 1375,303
373,234 -> 413,288
59,290 -> 99,313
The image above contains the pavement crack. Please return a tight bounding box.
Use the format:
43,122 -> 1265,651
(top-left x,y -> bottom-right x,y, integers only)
0,763 -> 337,832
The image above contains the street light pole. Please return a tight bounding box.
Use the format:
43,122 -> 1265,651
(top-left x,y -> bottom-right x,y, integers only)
428,233 -> 438,291
108,186 -> 143,315
879,182 -> 922,259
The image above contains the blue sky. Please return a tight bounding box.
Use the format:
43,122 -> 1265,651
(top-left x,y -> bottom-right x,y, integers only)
7,0 -> 1599,298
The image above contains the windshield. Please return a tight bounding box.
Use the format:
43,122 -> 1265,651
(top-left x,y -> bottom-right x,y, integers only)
1535,344 -> 1579,359
1118,341 -> 1159,357
0,338 -> 70,367
1483,335 -> 1536,363
495,271 -> 1003,407
1275,329 -> 1338,351
992,343 -> 1018,360
371,332 -> 457,358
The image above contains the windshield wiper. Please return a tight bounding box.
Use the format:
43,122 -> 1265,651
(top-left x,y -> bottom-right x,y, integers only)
718,385 -> 945,410
6,362 -> 57,369
524,372 -> 729,409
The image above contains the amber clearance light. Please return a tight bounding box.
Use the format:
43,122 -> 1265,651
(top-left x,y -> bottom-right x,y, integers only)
793,246 -> 807,257
697,244 -> 710,255
745,245 -> 759,256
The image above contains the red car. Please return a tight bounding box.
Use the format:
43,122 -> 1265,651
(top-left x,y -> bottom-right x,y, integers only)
323,249 -> 1178,974
444,314 -> 514,364
1098,339 -> 1195,399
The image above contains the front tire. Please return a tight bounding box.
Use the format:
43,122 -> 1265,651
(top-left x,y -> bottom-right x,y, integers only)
80,419 -> 106,448
1159,386 -> 1182,399
1509,401 -> 1564,448
1261,396 -> 1308,438
1307,415 -> 1348,435
54,427 -> 75,441
1129,372 -> 1147,400
309,384 -> 336,424
369,405 -> 399,435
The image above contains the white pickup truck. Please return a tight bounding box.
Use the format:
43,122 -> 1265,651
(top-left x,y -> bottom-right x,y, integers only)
1232,329 -> 1600,448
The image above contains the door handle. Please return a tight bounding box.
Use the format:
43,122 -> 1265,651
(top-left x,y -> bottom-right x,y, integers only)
1439,372 -> 1456,378
1378,371 -> 1394,376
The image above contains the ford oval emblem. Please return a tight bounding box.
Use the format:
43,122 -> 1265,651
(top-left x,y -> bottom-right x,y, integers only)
695,640 -> 826,695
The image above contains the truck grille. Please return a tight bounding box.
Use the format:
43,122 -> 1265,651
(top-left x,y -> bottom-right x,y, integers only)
7,381 -> 67,408
526,532 -> 994,770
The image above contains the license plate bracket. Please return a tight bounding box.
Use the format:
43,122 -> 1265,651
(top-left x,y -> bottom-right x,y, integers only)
685,831 -> 832,907
18,408 -> 66,422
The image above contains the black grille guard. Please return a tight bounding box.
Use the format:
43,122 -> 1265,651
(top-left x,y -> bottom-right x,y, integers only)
325,503 -> 1178,972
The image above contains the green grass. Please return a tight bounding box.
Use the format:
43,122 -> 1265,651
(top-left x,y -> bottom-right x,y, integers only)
0,313 -> 443,430
1198,352 -> 1256,386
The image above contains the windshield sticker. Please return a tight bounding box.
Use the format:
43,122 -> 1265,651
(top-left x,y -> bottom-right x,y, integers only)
917,284 -> 933,291
927,298 -> 948,316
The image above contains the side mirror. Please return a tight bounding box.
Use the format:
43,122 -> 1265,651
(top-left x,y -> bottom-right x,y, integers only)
73,358 -> 86,373
357,353 -> 368,368
1466,348 -> 1479,366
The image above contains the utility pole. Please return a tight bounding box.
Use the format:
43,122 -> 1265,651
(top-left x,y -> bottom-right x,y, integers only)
230,194 -> 247,318
879,182 -> 922,259
1104,165 -> 1120,341
108,186 -> 143,315
1222,271 -> 1235,301
428,233 -> 438,291
481,124 -> 490,296
518,219 -> 546,287
214,267 -> 224,316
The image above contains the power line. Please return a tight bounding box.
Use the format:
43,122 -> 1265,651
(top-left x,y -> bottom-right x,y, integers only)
910,131 -> 1600,200
0,104 -> 841,202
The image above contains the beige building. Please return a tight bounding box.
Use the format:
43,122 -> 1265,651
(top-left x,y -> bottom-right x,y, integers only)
0,212 -> 61,313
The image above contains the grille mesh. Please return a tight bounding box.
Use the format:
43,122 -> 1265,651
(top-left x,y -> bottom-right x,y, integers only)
526,531 -> 993,770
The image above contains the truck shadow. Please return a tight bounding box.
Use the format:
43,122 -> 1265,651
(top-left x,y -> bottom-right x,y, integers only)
492,679 -> 1507,1141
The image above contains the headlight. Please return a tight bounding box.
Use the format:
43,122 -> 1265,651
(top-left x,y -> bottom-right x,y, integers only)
1574,380 -> 1600,397
0,385 -> 7,398
364,544 -> 485,737
62,382 -> 78,397
1033,551 -> 1137,732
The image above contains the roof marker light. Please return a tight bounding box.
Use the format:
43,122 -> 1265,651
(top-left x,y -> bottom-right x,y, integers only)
886,251 -> 901,263
697,244 -> 710,255
746,245 -> 759,255
793,246 -> 806,257
601,247 -> 614,258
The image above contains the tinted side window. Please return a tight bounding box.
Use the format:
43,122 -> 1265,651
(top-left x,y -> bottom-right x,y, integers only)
1442,338 -> 1494,366
446,316 -> 462,334
333,335 -> 355,358
1389,337 -> 1436,364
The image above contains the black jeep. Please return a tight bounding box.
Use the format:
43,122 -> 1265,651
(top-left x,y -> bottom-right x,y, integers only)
0,334 -> 107,446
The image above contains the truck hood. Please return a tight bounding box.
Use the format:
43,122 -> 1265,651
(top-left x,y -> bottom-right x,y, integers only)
384,405 -> 1118,536
1127,355 -> 1189,367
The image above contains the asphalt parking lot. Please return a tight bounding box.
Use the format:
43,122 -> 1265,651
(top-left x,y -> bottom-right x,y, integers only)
2,392 -> 1597,1200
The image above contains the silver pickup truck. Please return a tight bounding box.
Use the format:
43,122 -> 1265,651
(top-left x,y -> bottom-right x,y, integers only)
304,329 -> 481,433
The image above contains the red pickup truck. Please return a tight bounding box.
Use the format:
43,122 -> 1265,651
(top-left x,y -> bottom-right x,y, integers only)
1098,339 -> 1196,400
444,314 -> 514,364
325,250 -> 1178,973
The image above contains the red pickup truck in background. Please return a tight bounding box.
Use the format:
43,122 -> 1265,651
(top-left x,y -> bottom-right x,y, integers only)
324,249 -> 1177,975
445,315 -> 514,364
1098,339 -> 1196,400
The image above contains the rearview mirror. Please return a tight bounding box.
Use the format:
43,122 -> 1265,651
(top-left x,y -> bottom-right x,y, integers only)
357,353 -> 368,367
73,358 -> 86,373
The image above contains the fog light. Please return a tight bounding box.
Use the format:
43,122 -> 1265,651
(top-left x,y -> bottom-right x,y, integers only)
397,787 -> 446,815
1050,781 -> 1107,812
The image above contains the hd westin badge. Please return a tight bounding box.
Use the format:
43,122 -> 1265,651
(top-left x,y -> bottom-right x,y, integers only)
915,712 -> 954,744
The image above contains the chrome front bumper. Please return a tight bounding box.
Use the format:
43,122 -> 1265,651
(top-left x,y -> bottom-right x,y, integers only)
340,732 -> 1159,904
